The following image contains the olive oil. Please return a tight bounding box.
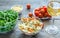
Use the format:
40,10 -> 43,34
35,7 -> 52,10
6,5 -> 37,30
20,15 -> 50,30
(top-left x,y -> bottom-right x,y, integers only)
47,1 -> 60,16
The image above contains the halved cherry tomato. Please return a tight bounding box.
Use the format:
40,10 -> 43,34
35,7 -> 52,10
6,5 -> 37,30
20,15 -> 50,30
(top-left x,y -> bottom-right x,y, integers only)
35,8 -> 40,11
39,7 -> 42,10
40,8 -> 45,14
39,11 -> 41,13
43,6 -> 47,12
28,12 -> 33,17
38,13 -> 43,18
26,3 -> 31,9
34,11 -> 39,17
47,14 -> 52,18
34,6 -> 51,18
44,12 -> 49,17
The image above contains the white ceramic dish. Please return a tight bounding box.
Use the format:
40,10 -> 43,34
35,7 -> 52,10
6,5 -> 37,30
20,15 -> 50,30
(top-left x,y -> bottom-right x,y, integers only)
11,5 -> 23,13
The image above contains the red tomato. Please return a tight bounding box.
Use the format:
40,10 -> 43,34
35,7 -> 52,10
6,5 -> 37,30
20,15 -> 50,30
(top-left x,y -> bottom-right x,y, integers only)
34,6 -> 48,18
35,8 -> 40,11
47,14 -> 52,18
40,8 -> 45,13
39,11 -> 41,13
34,11 -> 39,17
44,12 -> 49,17
38,13 -> 43,18
43,6 -> 47,12
26,3 -> 31,9
28,12 -> 33,17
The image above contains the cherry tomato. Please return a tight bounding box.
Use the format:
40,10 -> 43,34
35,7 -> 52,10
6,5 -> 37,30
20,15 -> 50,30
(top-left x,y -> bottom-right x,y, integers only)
38,13 -> 43,18
28,12 -> 33,17
26,3 -> 31,9
39,7 -> 42,10
39,11 -> 41,13
35,8 -> 40,11
43,6 -> 47,12
40,8 -> 45,14
44,12 -> 49,17
47,14 -> 52,18
34,11 -> 39,17
34,6 -> 49,18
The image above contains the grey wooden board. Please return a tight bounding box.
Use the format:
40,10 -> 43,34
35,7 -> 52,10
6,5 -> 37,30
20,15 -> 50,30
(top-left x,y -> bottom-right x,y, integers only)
0,0 -> 60,38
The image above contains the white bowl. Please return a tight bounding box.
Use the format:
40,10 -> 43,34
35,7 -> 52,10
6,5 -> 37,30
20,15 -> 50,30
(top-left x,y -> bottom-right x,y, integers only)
11,5 -> 23,14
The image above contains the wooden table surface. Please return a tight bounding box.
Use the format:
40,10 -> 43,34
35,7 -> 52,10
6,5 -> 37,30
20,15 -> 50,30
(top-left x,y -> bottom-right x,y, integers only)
0,0 -> 60,38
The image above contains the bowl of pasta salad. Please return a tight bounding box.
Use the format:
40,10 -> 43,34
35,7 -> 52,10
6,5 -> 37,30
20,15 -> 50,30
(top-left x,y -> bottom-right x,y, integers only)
19,17 -> 44,35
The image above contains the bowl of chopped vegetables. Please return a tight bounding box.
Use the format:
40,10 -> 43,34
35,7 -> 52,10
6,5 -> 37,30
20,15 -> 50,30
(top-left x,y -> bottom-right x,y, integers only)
19,17 -> 44,35
0,10 -> 18,33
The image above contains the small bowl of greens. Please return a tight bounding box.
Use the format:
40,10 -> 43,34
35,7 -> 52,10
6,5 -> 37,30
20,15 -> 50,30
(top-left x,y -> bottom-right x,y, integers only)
0,10 -> 18,33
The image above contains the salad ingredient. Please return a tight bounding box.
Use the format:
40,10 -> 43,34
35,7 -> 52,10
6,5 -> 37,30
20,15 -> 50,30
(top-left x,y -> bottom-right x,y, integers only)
38,13 -> 43,18
43,6 -> 47,12
0,10 -> 18,32
28,12 -> 33,17
34,11 -> 39,16
26,3 -> 31,9
34,6 -> 52,18
19,17 -> 43,34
